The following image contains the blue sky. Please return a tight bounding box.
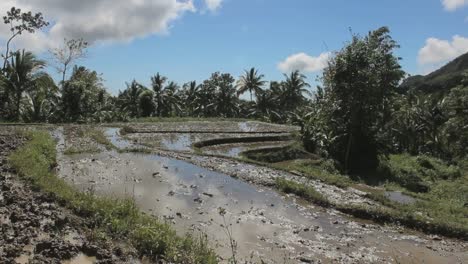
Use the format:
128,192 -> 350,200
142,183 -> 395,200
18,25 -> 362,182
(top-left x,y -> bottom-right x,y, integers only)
1,0 -> 467,94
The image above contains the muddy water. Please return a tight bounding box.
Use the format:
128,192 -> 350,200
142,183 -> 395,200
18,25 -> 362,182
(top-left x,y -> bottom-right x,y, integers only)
55,129 -> 467,263
384,191 -> 416,205
202,141 -> 292,158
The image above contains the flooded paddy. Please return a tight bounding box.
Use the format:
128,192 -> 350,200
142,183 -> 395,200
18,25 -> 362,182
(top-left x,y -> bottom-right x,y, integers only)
123,121 -> 299,134
53,125 -> 468,263
202,141 -> 293,158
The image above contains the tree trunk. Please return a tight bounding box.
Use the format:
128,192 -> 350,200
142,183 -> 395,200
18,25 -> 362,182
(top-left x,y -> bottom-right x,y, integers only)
62,64 -> 68,86
15,90 -> 21,121
344,132 -> 353,174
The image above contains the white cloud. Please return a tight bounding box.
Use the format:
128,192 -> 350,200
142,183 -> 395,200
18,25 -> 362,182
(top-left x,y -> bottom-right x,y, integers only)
442,0 -> 468,11
204,0 -> 223,12
418,35 -> 468,65
0,0 -> 198,52
278,52 -> 331,73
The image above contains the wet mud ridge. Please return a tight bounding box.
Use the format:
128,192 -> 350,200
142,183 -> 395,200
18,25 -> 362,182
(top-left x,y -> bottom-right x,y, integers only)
0,133 -> 138,263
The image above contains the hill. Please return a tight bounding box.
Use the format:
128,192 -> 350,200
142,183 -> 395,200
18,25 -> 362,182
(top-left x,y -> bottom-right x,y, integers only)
400,52 -> 468,94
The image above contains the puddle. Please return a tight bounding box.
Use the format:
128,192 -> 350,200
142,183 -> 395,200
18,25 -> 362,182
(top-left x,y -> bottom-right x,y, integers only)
104,128 -> 134,149
203,141 -> 292,158
160,133 -> 195,151
62,253 -> 97,264
385,191 -> 416,205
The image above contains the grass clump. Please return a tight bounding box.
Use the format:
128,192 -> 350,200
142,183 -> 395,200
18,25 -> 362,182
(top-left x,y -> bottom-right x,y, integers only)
10,131 -> 218,263
63,126 -> 115,154
242,144 -> 312,163
378,154 -> 462,192
275,178 -> 330,207
273,159 -> 351,188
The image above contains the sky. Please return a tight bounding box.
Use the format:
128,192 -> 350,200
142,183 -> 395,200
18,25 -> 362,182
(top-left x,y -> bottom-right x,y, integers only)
0,0 -> 467,95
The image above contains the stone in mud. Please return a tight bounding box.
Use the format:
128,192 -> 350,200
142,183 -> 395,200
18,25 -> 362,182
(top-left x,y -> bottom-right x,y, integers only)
202,192 -> 214,198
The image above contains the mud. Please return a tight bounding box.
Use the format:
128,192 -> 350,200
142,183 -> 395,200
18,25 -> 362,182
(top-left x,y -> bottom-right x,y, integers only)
0,129 -> 140,264
120,121 -> 299,134
202,141 -> 293,158
54,126 -> 468,264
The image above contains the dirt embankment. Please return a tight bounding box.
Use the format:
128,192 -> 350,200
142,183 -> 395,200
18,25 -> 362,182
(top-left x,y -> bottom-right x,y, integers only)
0,132 -> 138,263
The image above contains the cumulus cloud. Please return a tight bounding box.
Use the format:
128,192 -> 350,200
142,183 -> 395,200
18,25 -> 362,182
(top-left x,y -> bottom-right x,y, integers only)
278,52 -> 331,73
418,35 -> 468,65
0,0 -> 197,52
204,0 -> 223,12
442,0 -> 468,11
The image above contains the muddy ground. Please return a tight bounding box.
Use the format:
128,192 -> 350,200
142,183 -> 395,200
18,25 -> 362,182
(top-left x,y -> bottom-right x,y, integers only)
56,124 -> 467,263
0,130 -> 141,264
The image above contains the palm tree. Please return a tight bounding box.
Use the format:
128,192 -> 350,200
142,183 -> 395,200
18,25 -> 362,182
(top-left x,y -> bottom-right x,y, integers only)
3,50 -> 46,121
182,81 -> 200,116
151,73 -> 167,117
24,73 -> 59,122
281,70 -> 311,111
236,67 -> 266,101
119,80 -> 144,118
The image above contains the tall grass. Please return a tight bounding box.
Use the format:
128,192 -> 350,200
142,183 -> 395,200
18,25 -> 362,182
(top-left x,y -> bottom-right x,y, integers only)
10,131 -> 218,263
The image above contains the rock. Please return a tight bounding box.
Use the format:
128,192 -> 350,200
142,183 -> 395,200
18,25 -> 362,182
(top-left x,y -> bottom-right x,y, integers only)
168,191 -> 175,196
299,257 -> 313,263
202,192 -> 214,198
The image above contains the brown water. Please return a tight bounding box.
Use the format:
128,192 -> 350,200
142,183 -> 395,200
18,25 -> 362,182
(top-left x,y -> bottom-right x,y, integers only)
54,128 -> 467,263
202,141 -> 292,158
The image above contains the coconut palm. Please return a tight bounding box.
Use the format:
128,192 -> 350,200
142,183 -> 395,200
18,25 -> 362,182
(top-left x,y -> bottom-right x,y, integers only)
182,81 -> 200,116
281,70 -> 311,111
119,80 -> 144,118
151,73 -> 167,117
236,67 -> 266,101
23,73 -> 59,122
3,50 -> 46,120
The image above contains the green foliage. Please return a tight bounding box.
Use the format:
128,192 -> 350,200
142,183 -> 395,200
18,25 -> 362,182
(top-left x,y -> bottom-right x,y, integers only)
236,67 -> 266,101
10,131 -> 218,263
2,50 -> 47,121
242,144 -> 312,163
303,27 -> 405,173
276,178 -> 330,206
378,154 -> 462,192
61,66 -> 114,123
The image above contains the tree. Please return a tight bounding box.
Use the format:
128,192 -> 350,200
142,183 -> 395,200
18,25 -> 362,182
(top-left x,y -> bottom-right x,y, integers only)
23,73 -> 58,122
3,50 -> 46,121
308,27 -> 405,173
236,67 -> 266,101
203,72 -> 239,117
138,89 -> 154,117
2,7 -> 49,70
151,73 -> 167,117
181,81 -> 201,116
281,70 -> 311,112
61,66 -> 106,122
118,80 -> 144,118
50,38 -> 89,85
